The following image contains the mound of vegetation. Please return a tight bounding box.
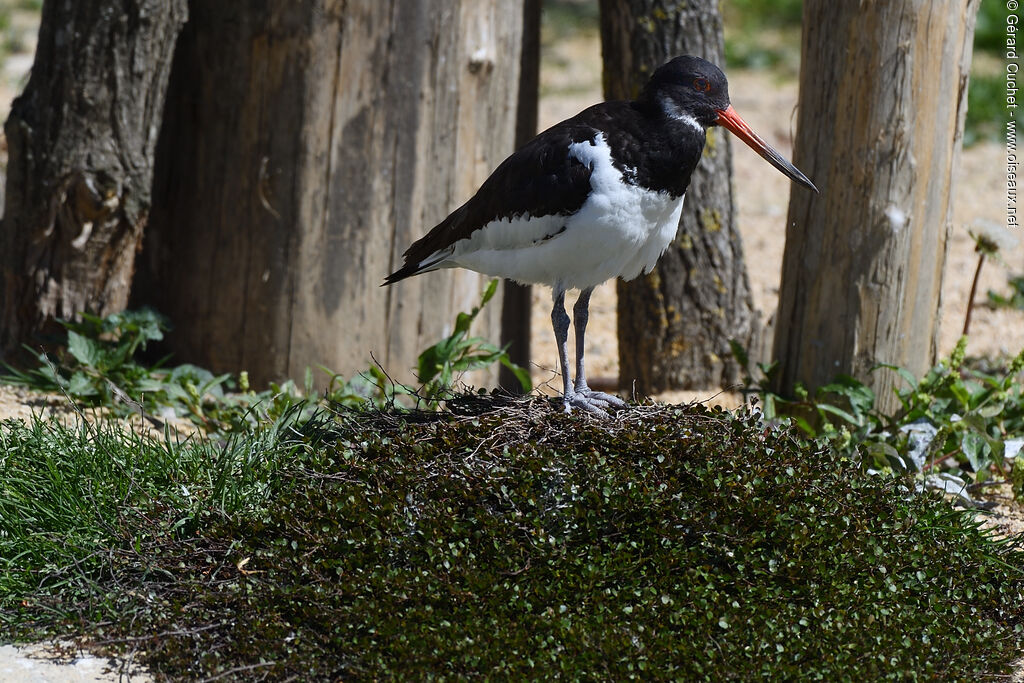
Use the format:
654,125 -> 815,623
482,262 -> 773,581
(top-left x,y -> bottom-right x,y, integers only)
3,397 -> 1022,680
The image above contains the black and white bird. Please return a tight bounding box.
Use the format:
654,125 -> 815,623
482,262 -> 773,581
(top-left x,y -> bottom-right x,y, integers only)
384,56 -> 817,415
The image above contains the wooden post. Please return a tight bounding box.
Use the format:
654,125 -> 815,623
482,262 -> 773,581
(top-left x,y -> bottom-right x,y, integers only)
773,0 -> 980,412
499,0 -> 541,393
599,0 -> 760,394
0,0 -> 187,356
138,1 -> 524,389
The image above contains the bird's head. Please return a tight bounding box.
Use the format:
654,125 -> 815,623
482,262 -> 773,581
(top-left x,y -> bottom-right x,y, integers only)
643,55 -> 818,193
642,55 -> 731,128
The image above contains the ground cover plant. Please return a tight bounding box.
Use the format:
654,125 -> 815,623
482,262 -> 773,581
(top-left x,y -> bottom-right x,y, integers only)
732,336 -> 1024,508
2,398 -> 1023,680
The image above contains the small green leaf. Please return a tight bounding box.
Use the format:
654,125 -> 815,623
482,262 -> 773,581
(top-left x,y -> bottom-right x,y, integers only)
978,402 -> 1005,419
453,311 -> 474,337
67,371 -> 97,396
500,357 -> 532,391
479,278 -> 499,307
728,339 -> 749,368
816,402 -> 861,427
873,363 -> 919,391
67,330 -> 103,369
949,382 -> 970,409
960,431 -> 990,472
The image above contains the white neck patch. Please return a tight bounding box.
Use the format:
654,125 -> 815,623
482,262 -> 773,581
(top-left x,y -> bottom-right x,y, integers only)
659,96 -> 704,135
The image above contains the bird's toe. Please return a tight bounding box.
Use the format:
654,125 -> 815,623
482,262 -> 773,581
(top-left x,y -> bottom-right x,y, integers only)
576,385 -> 627,409
562,387 -> 626,416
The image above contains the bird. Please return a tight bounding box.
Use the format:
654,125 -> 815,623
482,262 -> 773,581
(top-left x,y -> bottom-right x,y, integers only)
384,55 -> 817,415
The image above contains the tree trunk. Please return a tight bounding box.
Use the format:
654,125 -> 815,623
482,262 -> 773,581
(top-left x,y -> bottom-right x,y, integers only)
0,0 -> 187,357
773,0 -> 979,413
137,1 -> 524,389
499,0 -> 540,393
599,0 -> 759,394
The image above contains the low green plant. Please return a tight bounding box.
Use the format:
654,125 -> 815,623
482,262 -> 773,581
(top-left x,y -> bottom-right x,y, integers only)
300,279 -> 530,410
0,281 -> 530,429
313,279 -> 530,410
416,278 -> 531,402
732,337 -> 1024,502
988,275 -> 1024,310
3,403 -> 1023,679
0,308 -> 278,431
3,308 -> 216,410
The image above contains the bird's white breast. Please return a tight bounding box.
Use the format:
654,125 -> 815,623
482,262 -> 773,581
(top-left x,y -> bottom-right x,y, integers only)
445,133 -> 684,290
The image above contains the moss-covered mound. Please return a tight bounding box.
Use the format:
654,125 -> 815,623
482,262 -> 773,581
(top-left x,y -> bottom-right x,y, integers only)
3,399 -> 1023,680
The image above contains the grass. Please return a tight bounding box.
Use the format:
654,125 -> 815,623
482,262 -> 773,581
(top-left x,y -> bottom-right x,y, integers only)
2,398 -> 1023,679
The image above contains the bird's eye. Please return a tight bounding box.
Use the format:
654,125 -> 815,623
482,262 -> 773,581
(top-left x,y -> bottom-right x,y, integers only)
693,77 -> 711,92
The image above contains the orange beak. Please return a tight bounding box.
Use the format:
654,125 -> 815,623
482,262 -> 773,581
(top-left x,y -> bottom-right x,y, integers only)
715,105 -> 818,193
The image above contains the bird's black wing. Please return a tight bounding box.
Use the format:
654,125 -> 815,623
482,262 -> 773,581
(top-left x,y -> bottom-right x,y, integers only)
384,103 -> 635,284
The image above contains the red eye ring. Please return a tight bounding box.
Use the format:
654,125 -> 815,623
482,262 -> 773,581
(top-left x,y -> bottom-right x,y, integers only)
693,77 -> 711,92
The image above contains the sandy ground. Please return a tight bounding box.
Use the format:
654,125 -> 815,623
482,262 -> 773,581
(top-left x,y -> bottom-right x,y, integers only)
0,642 -> 149,683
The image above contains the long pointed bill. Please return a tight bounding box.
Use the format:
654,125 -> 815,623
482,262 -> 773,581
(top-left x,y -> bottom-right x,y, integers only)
715,105 -> 818,193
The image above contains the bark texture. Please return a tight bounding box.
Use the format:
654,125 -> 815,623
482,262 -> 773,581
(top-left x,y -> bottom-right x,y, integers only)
137,1 -> 524,388
0,0 -> 187,356
773,0 -> 979,413
600,0 -> 759,394
499,0 -> 541,392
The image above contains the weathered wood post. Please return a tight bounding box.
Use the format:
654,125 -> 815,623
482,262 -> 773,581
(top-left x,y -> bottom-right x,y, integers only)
774,0 -> 980,412
138,1 -> 525,388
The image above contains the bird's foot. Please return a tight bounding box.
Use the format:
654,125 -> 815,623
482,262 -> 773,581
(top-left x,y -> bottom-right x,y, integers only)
562,385 -> 627,416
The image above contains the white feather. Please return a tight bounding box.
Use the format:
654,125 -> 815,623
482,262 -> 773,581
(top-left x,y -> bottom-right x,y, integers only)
422,133 -> 683,291
659,95 -> 704,135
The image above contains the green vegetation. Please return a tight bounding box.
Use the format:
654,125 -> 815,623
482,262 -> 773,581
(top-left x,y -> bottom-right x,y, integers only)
1,284 -> 1023,678
0,281 -> 529,433
724,0 -> 803,27
965,71 -> 1005,146
721,0 -> 803,73
541,0 -> 600,42
733,337 -> 1024,505
989,275 -> 1024,311
975,0 -> 1009,54
1,307 -> 309,433
415,278 -> 531,402
3,401 -> 1022,680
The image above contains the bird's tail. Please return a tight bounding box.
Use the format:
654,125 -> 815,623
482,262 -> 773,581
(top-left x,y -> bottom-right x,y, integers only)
381,249 -> 452,286
382,262 -> 419,286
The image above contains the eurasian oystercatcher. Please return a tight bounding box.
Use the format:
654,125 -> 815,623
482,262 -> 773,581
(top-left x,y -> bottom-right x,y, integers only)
384,55 -> 817,415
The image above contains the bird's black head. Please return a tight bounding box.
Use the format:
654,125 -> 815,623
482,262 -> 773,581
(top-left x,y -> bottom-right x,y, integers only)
640,55 -> 731,128
640,55 -> 818,193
